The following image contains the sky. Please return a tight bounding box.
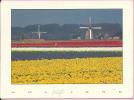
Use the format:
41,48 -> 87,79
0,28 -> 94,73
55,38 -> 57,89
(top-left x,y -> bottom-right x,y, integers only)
11,9 -> 122,27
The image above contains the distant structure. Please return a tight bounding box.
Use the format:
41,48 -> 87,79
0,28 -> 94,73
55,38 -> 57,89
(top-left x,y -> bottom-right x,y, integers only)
80,17 -> 102,40
32,24 -> 47,39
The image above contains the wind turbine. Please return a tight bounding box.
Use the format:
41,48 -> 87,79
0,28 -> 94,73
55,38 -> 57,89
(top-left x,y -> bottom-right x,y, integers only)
80,17 -> 102,40
32,24 -> 47,39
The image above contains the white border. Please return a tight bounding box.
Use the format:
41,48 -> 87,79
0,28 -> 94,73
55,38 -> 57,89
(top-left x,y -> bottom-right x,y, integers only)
0,2 -> 1,98
1,0 -> 133,98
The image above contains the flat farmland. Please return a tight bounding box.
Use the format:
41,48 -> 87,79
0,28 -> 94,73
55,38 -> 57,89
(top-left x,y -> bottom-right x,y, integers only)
12,57 -> 122,84
11,51 -> 123,84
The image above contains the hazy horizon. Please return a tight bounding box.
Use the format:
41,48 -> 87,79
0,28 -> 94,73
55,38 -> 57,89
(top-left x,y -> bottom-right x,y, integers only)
11,9 -> 122,27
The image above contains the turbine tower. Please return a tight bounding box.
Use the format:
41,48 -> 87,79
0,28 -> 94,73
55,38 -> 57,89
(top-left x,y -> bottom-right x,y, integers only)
32,24 -> 47,39
80,17 -> 102,40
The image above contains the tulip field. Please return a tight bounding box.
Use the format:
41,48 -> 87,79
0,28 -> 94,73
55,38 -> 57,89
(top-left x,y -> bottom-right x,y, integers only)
11,51 -> 123,84
11,40 -> 122,47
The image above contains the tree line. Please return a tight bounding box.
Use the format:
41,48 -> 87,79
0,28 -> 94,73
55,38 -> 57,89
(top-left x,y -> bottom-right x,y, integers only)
11,23 -> 122,40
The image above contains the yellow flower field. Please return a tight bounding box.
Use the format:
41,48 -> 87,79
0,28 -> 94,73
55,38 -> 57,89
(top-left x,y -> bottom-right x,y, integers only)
11,57 -> 122,84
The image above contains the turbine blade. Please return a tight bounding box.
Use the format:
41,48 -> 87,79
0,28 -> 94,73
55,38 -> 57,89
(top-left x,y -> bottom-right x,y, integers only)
80,27 -> 89,29
32,32 -> 38,33
89,16 -> 92,27
92,27 -> 102,29
40,32 -> 47,33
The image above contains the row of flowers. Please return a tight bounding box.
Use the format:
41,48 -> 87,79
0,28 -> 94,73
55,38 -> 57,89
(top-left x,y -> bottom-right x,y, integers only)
12,57 -> 122,84
12,51 -> 122,60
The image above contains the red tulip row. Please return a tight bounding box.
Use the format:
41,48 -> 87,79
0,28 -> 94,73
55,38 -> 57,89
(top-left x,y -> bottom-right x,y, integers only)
11,40 -> 122,47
